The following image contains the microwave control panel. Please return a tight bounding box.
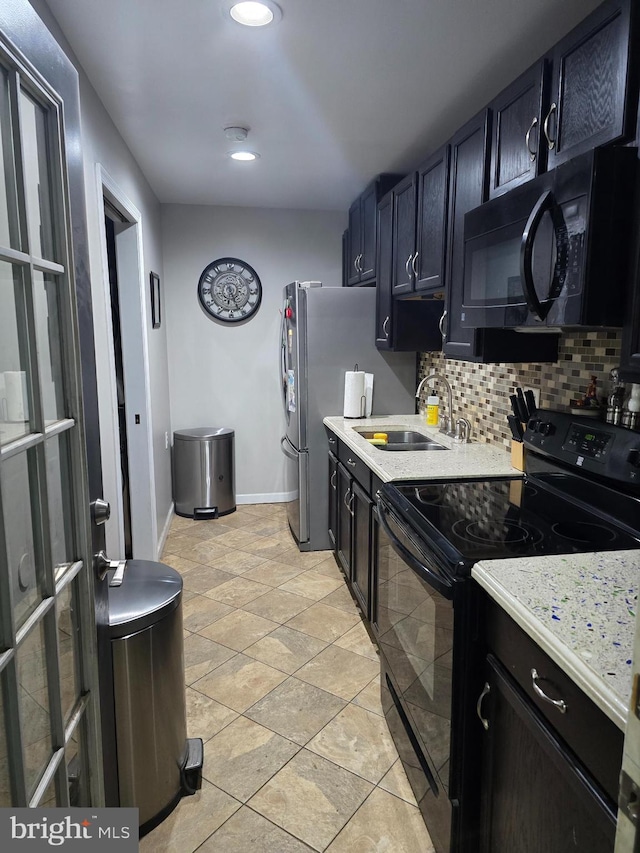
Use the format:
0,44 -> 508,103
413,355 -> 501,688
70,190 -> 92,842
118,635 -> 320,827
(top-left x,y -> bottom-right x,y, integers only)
559,197 -> 587,296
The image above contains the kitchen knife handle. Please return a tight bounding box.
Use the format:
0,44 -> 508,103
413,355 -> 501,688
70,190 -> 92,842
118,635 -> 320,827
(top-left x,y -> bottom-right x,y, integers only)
507,415 -> 524,442
524,389 -> 537,417
516,388 -> 529,421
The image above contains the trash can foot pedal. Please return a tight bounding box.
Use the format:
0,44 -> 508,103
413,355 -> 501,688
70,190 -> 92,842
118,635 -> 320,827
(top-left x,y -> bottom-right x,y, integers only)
181,737 -> 203,795
194,507 -> 218,520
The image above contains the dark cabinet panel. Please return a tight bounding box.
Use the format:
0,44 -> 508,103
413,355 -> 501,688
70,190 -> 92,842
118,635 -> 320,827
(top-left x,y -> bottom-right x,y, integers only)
547,0 -> 636,168
351,480 -> 373,619
336,461 -> 352,577
328,450 -> 338,550
443,109 -> 491,360
360,183 -> 378,280
345,174 -> 402,286
415,145 -> 449,293
392,173 -> 418,296
489,61 -> 547,199
478,655 -> 616,853
347,200 -> 362,286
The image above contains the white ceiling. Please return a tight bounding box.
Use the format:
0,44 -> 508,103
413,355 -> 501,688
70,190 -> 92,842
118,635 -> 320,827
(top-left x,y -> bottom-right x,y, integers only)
45,0 -> 602,211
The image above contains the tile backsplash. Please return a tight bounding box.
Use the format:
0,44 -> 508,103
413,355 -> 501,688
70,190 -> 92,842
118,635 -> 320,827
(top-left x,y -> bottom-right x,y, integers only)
418,330 -> 622,448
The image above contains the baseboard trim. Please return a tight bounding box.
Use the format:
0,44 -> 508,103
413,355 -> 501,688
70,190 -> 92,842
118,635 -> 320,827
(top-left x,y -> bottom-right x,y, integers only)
237,491 -> 296,505
157,502 -> 175,559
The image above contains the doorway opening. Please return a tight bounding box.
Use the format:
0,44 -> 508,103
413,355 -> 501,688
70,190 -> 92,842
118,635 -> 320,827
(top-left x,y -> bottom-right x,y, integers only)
104,206 -> 133,558
96,165 -> 158,561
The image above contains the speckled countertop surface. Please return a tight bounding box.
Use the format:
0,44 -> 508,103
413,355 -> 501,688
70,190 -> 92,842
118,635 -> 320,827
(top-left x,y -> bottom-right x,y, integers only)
473,552 -> 640,730
323,414 -> 518,482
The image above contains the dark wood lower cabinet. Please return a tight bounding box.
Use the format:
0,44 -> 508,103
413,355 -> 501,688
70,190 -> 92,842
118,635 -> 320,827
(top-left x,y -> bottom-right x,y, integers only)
336,460 -> 352,578
328,451 -> 338,550
350,480 -> 373,619
478,654 -> 616,853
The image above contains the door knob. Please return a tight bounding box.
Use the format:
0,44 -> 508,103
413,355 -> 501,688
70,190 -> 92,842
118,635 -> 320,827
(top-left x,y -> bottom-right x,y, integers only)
91,498 -> 111,526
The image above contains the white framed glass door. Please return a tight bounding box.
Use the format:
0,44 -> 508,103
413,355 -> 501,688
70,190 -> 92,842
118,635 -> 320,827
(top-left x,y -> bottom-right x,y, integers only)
0,34 -> 103,807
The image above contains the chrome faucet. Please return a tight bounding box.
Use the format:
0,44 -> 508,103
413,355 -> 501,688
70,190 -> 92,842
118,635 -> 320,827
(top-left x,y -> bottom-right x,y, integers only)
415,372 -> 456,437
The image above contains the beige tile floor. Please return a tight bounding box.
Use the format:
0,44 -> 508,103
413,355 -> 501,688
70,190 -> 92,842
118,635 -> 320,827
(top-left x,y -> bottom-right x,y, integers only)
142,502 -> 435,853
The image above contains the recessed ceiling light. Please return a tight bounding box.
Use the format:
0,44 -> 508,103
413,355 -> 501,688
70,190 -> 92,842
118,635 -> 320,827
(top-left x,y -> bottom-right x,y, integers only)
229,150 -> 260,161
227,1 -> 282,27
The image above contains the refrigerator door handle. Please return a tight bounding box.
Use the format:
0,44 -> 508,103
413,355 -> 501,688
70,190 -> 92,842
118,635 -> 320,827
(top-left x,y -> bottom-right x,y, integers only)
279,311 -> 288,416
280,435 -> 299,461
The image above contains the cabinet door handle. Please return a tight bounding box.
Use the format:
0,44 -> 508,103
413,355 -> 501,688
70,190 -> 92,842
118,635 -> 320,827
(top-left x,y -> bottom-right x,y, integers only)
411,251 -> 419,277
543,103 -> 557,150
357,253 -> 363,272
343,488 -> 352,510
438,308 -> 448,340
354,256 -> 359,273
531,668 -> 567,713
477,682 -> 491,731
347,492 -> 355,516
382,315 -> 390,337
525,116 -> 538,162
328,436 -> 336,446
330,470 -> 337,489
405,254 -> 413,280
346,458 -> 357,468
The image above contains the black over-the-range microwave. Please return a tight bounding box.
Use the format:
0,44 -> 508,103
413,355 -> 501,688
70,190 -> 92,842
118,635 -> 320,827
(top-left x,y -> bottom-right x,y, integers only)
461,147 -> 637,330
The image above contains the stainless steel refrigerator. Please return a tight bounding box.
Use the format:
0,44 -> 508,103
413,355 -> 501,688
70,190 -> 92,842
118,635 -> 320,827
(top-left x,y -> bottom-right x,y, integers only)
279,281 -> 416,551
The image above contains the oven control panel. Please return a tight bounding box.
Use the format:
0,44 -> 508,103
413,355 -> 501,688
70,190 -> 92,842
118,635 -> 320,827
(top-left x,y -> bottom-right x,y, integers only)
562,425 -> 612,459
524,410 -> 640,490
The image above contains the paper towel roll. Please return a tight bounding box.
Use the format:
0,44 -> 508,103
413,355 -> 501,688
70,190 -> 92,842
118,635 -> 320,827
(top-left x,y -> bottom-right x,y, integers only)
364,373 -> 374,417
343,370 -> 366,418
5,371 -> 28,422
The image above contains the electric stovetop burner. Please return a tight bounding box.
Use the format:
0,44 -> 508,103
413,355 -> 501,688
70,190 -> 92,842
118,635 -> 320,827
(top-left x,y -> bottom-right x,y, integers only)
392,475 -> 640,565
451,518 -> 544,549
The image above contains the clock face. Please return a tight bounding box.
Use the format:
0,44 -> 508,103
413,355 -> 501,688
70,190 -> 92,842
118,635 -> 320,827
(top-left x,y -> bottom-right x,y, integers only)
197,257 -> 262,323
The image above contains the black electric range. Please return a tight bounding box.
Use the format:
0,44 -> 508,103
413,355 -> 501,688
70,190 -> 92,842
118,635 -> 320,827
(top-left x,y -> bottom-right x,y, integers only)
374,411 -> 640,853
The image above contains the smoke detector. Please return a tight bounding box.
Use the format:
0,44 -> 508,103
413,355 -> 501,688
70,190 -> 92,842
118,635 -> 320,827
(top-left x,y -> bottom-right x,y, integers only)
224,126 -> 249,142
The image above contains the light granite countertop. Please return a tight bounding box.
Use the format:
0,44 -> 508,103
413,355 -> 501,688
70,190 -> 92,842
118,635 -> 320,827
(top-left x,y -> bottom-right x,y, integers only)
323,414 -> 518,482
473,552 -> 640,730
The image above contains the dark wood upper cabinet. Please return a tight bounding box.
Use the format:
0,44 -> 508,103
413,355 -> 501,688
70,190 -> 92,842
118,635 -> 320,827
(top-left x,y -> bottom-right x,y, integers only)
391,173 -> 418,296
391,146 -> 449,297
346,174 -> 402,286
443,109 -> 491,361
546,0 -> 637,168
489,61 -> 547,199
376,191 -> 445,352
415,145 -> 450,293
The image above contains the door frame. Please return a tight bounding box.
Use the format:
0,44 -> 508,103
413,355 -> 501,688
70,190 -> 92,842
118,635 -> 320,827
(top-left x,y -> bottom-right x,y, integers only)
95,165 -> 157,560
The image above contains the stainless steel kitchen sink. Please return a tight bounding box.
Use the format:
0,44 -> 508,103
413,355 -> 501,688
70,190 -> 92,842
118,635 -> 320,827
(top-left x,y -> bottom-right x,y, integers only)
354,429 -> 448,451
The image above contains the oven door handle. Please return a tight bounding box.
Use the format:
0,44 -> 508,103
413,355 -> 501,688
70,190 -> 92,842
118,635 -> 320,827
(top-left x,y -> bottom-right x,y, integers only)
520,189 -> 566,322
377,500 -> 453,599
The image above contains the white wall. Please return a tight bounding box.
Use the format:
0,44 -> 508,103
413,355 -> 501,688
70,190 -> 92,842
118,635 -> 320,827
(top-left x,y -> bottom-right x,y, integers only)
162,204 -> 346,503
29,0 -> 174,556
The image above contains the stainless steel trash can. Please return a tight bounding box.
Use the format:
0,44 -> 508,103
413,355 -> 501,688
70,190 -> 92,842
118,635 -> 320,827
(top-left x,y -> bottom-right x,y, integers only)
173,427 -> 236,518
109,560 -> 203,835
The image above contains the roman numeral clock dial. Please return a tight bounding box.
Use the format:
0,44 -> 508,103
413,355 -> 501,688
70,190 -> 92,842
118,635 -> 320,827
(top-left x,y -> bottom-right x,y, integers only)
197,257 -> 262,323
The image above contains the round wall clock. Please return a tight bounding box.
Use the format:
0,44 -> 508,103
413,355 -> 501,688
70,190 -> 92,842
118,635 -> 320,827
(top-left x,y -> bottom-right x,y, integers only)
197,257 -> 262,323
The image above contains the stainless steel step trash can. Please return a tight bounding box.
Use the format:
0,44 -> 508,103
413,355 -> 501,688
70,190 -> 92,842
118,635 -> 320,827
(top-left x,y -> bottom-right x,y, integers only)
108,560 -> 203,836
173,427 -> 236,519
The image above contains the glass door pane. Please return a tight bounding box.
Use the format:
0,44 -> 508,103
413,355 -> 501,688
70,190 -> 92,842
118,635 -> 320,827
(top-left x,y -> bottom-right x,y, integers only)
0,261 -> 32,444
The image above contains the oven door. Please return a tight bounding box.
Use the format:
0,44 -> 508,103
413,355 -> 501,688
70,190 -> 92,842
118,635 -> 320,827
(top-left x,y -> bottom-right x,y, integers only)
374,496 -> 459,853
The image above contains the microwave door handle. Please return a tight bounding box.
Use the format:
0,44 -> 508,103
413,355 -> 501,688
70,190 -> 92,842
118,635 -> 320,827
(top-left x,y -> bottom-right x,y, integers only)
377,501 -> 453,599
520,189 -> 554,321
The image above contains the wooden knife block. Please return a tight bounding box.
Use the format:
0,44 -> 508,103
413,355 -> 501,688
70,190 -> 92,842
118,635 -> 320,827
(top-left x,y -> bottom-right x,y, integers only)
510,440 -> 526,472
